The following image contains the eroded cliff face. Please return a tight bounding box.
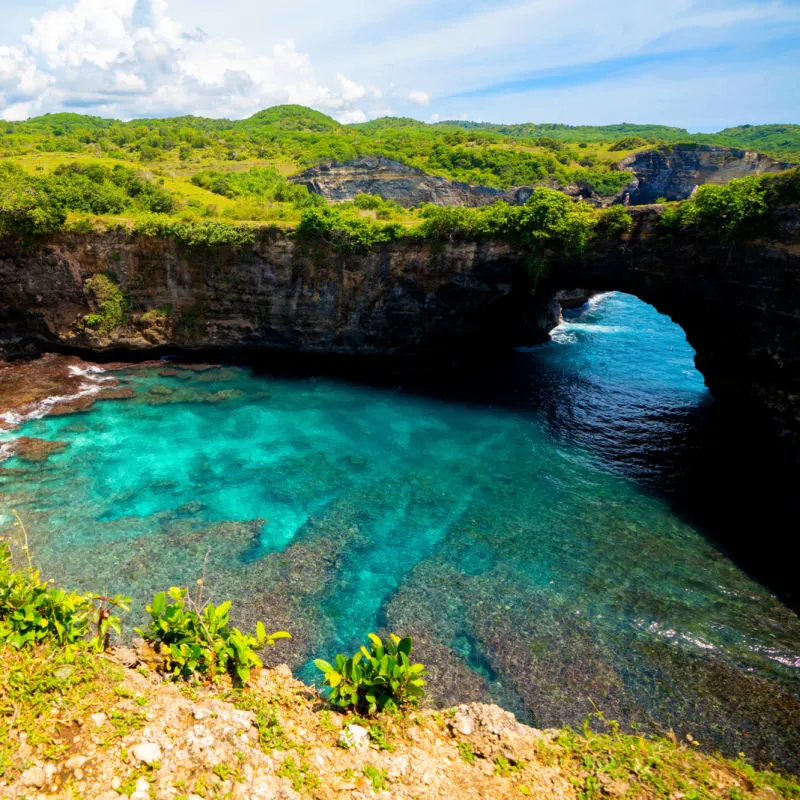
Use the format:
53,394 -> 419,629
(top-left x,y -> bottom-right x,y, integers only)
290,156 -> 537,207
0,231 -> 531,360
1,206 -> 799,443
617,145 -> 795,204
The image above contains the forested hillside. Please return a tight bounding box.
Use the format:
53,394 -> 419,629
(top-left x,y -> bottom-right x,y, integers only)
0,105 -> 797,242
3,105 -> 797,192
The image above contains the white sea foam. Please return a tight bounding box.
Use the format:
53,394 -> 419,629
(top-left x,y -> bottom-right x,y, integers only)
0,442 -> 15,463
0,366 -> 112,430
586,291 -> 616,308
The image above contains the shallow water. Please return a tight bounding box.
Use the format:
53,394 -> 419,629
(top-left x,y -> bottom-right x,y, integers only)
1,293 -> 799,769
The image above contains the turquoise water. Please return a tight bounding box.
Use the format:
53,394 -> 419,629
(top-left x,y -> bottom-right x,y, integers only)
1,293 -> 799,768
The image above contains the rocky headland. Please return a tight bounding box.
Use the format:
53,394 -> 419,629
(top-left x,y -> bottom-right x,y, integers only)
1,640 -> 796,800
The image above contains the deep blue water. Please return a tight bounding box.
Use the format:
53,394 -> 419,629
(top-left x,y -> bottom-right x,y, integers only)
1,293 -> 799,768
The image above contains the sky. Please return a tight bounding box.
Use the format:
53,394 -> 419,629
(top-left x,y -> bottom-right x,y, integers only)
0,0 -> 798,129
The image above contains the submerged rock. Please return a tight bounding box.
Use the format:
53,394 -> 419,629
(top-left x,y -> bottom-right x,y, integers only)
11,437 -> 68,463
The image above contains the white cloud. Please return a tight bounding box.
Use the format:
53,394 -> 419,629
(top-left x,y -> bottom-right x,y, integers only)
0,0 -> 390,121
0,0 -> 798,127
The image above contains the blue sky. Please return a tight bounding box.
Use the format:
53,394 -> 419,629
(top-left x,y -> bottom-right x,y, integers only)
0,0 -> 798,128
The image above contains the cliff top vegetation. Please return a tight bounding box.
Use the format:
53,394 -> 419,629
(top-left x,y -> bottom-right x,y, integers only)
0,105 -> 798,249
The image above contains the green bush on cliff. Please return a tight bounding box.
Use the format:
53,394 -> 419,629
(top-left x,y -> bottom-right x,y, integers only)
315,633 -> 426,715
417,189 -> 630,255
296,205 -> 403,253
136,586 -> 291,684
660,173 -> 781,241
84,274 -> 127,332
133,213 -> 258,247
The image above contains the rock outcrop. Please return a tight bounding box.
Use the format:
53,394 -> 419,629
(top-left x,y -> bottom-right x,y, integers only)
290,156 -> 535,207
616,144 -> 794,204
1,204 -> 799,443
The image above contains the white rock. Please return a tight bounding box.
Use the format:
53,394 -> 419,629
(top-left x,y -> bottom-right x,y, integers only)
111,776 -> 122,790
337,724 -> 369,750
131,792 -> 150,800
136,777 -> 150,792
20,766 -> 46,788
453,711 -> 475,737
65,755 -> 88,771
131,741 -> 162,765
91,712 -> 108,727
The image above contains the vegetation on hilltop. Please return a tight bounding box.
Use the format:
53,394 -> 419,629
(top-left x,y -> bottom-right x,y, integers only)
1,105 -> 797,249
3,104 -> 796,195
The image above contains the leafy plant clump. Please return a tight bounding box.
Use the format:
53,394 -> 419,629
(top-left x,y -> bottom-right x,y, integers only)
136,586 -> 291,684
132,213 -> 259,247
315,633 -> 426,715
84,273 -> 127,332
0,513 -> 130,656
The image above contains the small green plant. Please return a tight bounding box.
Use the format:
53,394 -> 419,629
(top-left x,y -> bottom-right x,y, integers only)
136,582 -> 290,684
495,755 -> 524,777
363,765 -> 389,792
277,756 -> 320,792
84,274 -> 127,332
457,740 -> 476,764
0,513 -> 91,658
314,633 -> 426,715
368,721 -> 395,752
86,592 -> 131,652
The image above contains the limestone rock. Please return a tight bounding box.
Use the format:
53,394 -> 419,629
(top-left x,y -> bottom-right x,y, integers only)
131,741 -> 162,765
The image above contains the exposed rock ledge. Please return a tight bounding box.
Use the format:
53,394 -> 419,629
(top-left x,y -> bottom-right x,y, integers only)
617,144 -> 794,204
290,148 -> 794,209
1,650 -> 789,800
290,156 -> 539,207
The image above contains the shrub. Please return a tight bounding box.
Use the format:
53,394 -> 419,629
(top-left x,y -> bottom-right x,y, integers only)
136,586 -> 290,684
315,633 -> 426,715
0,162 -> 66,234
660,174 -> 771,241
133,214 -> 258,247
596,204 -> 633,238
296,206 -> 403,253
0,541 -> 89,654
84,274 -> 127,332
0,514 -> 129,656
608,136 -> 648,151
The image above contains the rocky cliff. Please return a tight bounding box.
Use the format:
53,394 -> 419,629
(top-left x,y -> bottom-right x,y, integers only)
1,205 -> 799,443
617,144 -> 794,204
290,156 -> 537,207
291,149 -> 795,209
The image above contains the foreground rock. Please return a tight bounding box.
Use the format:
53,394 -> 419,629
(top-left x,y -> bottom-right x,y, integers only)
1,651 -> 791,800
